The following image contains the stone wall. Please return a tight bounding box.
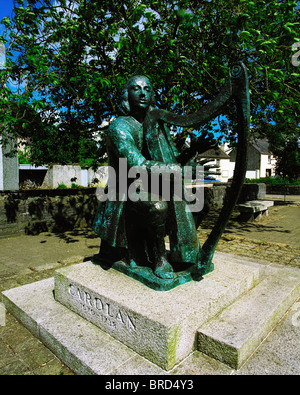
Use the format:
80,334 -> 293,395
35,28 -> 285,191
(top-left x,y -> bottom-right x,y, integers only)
0,183 -> 266,238
210,183 -> 266,206
41,165 -> 108,188
266,185 -> 300,195
0,188 -> 98,238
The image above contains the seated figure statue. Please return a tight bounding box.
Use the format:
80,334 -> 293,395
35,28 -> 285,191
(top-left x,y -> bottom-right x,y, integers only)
93,64 -> 250,287
93,75 -> 206,281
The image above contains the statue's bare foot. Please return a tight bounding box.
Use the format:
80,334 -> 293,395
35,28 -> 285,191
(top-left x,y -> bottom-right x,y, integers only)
154,258 -> 174,279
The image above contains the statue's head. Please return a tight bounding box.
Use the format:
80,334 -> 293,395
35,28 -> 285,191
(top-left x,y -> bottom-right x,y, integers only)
119,75 -> 155,116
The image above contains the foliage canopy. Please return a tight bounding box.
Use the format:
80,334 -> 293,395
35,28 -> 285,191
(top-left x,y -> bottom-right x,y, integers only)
0,0 -> 299,170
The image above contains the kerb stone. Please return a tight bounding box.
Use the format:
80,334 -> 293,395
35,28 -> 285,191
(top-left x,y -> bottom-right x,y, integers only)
54,257 -> 260,370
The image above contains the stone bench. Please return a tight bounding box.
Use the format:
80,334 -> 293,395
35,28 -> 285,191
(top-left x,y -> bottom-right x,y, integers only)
237,200 -> 274,222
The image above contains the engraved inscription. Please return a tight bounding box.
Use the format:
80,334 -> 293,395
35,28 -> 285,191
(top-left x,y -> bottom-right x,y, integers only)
68,284 -> 136,332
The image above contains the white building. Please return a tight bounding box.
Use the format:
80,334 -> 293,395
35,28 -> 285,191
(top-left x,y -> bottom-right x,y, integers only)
226,139 -> 276,180
198,139 -> 277,182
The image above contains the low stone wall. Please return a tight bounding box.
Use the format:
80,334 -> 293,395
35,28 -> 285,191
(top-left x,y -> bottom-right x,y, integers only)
266,185 -> 300,195
210,183 -> 266,206
0,183 -> 266,238
0,188 -> 98,238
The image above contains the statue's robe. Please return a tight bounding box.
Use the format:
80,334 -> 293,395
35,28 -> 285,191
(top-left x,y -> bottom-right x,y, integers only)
93,115 -> 201,265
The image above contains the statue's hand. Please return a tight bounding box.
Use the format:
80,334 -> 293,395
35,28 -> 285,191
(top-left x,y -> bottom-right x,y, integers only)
144,161 -> 182,177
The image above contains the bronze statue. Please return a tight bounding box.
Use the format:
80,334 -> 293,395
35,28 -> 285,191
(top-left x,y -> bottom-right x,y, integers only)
93,63 -> 250,290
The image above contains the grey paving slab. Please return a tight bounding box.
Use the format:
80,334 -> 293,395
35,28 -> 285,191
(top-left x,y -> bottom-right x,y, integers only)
198,269 -> 300,369
2,255 -> 300,376
0,202 -> 299,375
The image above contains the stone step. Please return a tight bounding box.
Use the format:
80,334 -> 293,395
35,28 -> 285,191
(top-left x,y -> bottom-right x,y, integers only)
197,269 -> 300,369
2,257 -> 260,372
54,257 -> 260,370
1,278 -> 144,375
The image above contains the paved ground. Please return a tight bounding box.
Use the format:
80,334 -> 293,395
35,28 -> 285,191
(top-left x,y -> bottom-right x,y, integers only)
198,196 -> 300,268
0,195 -> 299,375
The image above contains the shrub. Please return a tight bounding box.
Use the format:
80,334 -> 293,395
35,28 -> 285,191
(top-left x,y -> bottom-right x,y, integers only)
245,177 -> 300,186
56,183 -> 68,189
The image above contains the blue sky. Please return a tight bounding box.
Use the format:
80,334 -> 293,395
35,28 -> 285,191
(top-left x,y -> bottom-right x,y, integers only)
0,0 -> 14,22
0,1 -> 24,90
0,0 -> 14,66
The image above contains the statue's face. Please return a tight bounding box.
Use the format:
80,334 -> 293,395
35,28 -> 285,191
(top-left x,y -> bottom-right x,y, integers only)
127,76 -> 153,112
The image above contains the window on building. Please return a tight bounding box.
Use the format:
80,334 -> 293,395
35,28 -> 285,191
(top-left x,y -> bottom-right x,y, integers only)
268,155 -> 272,164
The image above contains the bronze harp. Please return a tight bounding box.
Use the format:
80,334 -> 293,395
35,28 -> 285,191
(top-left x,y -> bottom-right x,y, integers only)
144,62 -> 250,274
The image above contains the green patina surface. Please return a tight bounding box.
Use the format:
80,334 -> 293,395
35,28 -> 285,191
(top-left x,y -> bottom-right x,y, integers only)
93,63 -> 250,290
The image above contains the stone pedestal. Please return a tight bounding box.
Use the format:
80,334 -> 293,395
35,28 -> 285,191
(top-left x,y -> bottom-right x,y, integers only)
2,253 -> 300,374
54,258 -> 260,370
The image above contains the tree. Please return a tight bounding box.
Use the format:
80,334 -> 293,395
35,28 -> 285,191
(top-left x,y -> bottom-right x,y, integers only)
0,0 -> 299,166
259,123 -> 300,179
273,138 -> 300,180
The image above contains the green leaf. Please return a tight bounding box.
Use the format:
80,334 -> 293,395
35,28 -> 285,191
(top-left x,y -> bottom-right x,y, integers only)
1,0 -> 298,169
1,17 -> 12,27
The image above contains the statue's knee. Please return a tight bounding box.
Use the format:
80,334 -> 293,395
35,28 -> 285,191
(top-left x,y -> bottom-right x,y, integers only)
150,200 -> 168,215
146,200 -> 168,226
127,195 -> 168,226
